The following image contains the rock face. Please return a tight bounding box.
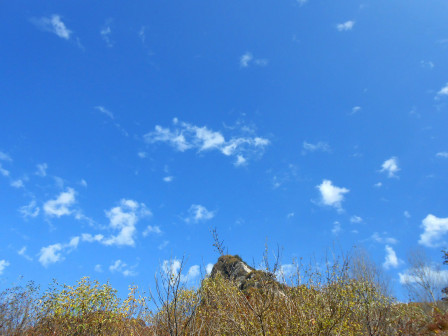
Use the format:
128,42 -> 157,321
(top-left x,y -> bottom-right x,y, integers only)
210,255 -> 281,292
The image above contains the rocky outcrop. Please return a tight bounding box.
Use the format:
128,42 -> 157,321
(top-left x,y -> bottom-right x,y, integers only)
210,255 -> 282,292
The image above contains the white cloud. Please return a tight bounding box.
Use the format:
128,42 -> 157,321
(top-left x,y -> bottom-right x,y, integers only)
351,106 -> 362,114
18,246 -> 32,261
186,204 -> 215,223
143,225 -> 162,236
240,52 -> 253,67
33,15 -> 72,40
404,211 -> 411,218
206,263 -> 214,275
380,157 -> 400,178
100,22 -> 114,47
43,188 -> 76,217
436,152 -> 448,158
302,141 -> 330,154
35,163 -> 48,177
138,151 -> 147,158
419,214 -> 448,247
0,260 -> 10,275
383,245 -> 401,269
316,179 -> 349,211
332,221 -> 341,235
350,215 -> 363,224
276,264 -> 297,281
374,182 -> 382,188
158,240 -> 169,250
144,119 -> 270,166
94,264 -> 103,273
38,236 -> 79,267
109,260 -> 137,277
163,176 -> 174,182
371,232 -> 397,245
0,164 -> 10,177
186,265 -> 200,280
20,200 -> 40,219
11,179 -> 24,188
0,152 -> 12,162
102,199 -> 151,247
399,267 -> 448,286
336,20 -> 355,31
437,83 -> 448,97
81,233 -> 104,243
95,106 -> 114,119
296,0 -> 308,6
80,179 -> 88,187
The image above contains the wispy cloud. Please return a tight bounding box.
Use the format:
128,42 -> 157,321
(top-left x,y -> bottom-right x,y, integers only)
20,200 -> 40,219
0,260 -> 10,275
419,214 -> 448,247
437,83 -> 448,97
36,163 -> 48,177
399,267 -> 448,286
43,188 -> 76,217
296,0 -> 308,6
0,164 -> 10,177
143,225 -> 162,236
186,204 -> 215,223
302,141 -> 331,154
161,259 -> 201,283
163,176 -> 174,182
144,119 -> 270,166
436,152 -> 448,158
109,259 -> 137,277
380,157 -> 400,178
32,15 -> 72,40
95,106 -> 128,136
316,179 -> 349,212
0,152 -> 12,162
371,232 -> 398,245
350,215 -> 363,224
336,21 -> 355,32
11,179 -> 24,188
240,52 -> 268,68
383,245 -> 401,269
100,20 -> 114,47
18,246 -> 33,261
332,221 -> 342,235
38,236 -> 79,267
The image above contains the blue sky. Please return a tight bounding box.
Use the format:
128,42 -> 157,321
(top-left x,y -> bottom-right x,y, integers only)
1,0 -> 448,299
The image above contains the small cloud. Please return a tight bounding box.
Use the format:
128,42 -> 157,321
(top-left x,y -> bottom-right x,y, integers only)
0,164 -> 10,177
287,212 -> 295,219
419,214 -> 448,247
371,232 -> 398,245
138,152 -> 147,158
420,60 -> 435,69
0,152 -> 12,162
383,245 -> 402,269
399,267 -> 448,286
158,240 -> 169,250
186,265 -> 200,281
0,260 -> 9,275
332,221 -> 341,235
437,83 -> 448,97
296,0 -> 308,6
206,263 -> 214,275
80,179 -> 88,187
350,215 -> 363,224
240,52 -> 253,67
11,179 -> 24,188
380,157 -> 400,178
351,106 -> 362,114
163,176 -> 174,182
436,152 -> 448,158
316,179 -> 349,212
94,264 -> 103,273
143,225 -> 162,236
43,188 -> 76,217
38,236 -> 79,267
81,233 -> 104,243
404,211 -> 411,218
32,15 -> 72,40
20,200 -> 40,219
36,163 -> 48,177
139,26 -> 146,43
18,246 -> 33,261
254,59 -> 269,67
374,182 -> 383,188
95,106 -> 114,119
186,204 -> 215,223
302,141 -> 331,154
336,20 -> 355,32
109,260 -> 137,277
100,20 -> 114,47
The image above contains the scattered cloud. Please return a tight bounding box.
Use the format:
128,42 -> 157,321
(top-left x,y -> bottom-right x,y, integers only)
380,157 -> 400,178
38,236 -> 79,267
11,179 -> 24,188
0,164 -> 10,177
419,214 -> 448,247
161,259 -> 200,283
332,221 -> 342,235
144,119 -> 269,166
109,260 -> 137,277
276,264 -> 297,281
399,267 -> 448,286
158,240 -> 169,250
374,182 -> 383,188
163,176 -> 174,182
240,52 -> 268,68
102,199 -> 152,247
20,200 -> 40,219
296,0 -> 308,6
420,60 -> 435,69
437,83 -> 448,97
302,141 -> 331,154
32,15 -> 72,40
371,232 -> 398,245
383,245 -> 401,269
186,204 -> 215,223
350,215 -> 363,224
143,225 -> 162,236
0,152 -> 12,162
100,20 -> 114,47
336,20 -> 355,32
80,179 -> 88,187
0,260 -> 10,275
95,106 -> 114,119
316,179 -> 349,212
436,152 -> 448,158
18,246 -> 33,261
404,211 -> 411,218
137,152 -> 147,158
351,106 -> 362,114
36,163 -> 48,177
94,264 -> 103,273
206,263 -> 214,275
81,233 -> 104,243
43,188 -> 76,217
